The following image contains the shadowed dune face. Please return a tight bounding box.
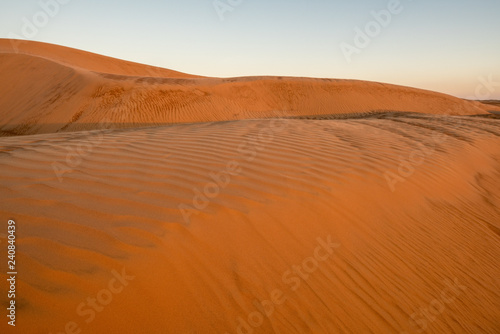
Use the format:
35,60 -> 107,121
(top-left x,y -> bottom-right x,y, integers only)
481,100 -> 500,107
1,39 -> 500,136
1,114 -> 500,333
480,100 -> 500,115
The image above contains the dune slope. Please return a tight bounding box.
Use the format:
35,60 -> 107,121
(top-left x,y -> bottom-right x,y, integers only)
1,39 -> 499,136
1,113 -> 499,333
0,39 -> 199,78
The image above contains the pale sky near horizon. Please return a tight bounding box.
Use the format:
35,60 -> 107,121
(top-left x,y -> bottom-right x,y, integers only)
1,0 -> 499,99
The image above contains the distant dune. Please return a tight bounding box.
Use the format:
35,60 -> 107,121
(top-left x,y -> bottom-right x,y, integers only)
479,100 -> 500,115
480,100 -> 500,108
0,40 -> 499,334
1,39 -> 499,136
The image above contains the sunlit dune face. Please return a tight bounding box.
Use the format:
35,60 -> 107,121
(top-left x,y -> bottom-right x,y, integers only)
0,40 -> 499,334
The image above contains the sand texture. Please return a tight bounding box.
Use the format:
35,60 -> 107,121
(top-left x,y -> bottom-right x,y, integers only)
0,40 -> 499,334
1,39 -> 499,137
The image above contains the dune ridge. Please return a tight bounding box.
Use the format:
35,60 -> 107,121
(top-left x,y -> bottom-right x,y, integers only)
0,39 -> 199,78
1,39 -> 499,136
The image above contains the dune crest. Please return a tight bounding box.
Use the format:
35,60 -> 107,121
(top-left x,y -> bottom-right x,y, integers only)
1,39 -> 499,136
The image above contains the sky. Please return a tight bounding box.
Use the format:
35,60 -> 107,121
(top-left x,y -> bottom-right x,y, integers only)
1,0 -> 499,99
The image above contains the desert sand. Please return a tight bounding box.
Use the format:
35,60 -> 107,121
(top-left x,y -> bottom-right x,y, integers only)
1,39 -> 499,137
0,40 -> 499,334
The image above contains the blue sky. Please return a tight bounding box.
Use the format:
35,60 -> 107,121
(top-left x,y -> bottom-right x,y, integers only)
1,0 -> 499,98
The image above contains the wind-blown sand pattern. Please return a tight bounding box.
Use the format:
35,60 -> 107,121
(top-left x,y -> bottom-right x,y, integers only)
0,40 -> 499,333
1,40 -> 499,137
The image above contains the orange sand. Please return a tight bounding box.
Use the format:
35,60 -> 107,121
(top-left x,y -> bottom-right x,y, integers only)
1,39 -> 499,137
0,40 -> 499,334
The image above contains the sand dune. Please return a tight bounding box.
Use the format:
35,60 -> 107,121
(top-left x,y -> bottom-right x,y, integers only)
480,100 -> 500,115
481,100 -> 500,107
0,41 -> 499,334
0,39 -> 199,78
1,114 -> 500,333
1,39 -> 499,136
